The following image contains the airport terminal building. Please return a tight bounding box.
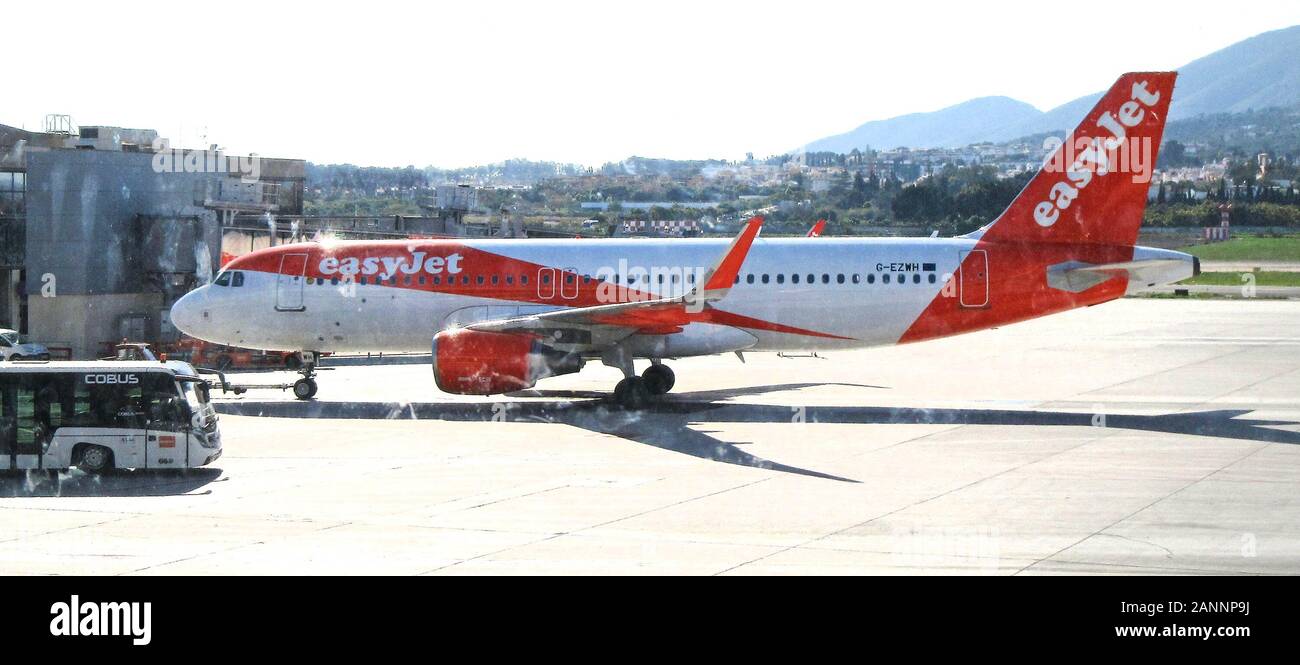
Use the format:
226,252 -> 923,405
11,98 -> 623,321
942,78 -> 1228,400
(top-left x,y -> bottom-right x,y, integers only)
0,118 -> 305,358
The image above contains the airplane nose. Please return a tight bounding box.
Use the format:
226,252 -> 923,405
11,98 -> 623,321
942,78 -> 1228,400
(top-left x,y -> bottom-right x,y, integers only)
170,287 -> 209,338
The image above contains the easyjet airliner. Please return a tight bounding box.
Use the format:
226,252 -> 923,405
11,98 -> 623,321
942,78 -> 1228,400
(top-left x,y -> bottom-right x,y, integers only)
171,72 -> 1197,407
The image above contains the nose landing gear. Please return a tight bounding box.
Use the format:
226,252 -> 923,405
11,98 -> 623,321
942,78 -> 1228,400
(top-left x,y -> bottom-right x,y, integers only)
292,351 -> 319,400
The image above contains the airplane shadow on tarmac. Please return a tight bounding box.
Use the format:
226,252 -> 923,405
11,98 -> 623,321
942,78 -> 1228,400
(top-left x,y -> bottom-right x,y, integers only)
0,468 -> 224,498
213,383 -> 1300,484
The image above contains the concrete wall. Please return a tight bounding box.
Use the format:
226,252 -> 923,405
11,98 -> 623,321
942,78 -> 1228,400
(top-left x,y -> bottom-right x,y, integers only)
23,150 -> 226,357
25,150 -> 225,296
26,292 -> 163,359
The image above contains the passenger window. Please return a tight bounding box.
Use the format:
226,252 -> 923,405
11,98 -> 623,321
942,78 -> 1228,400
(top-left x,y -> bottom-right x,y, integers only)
331,277 -> 340,286
837,274 -> 845,284
475,276 -> 484,285
521,275 -> 529,285
506,276 -> 514,285
913,274 -> 921,284
461,276 -> 469,285
807,273 -> 814,284
929,274 -> 937,284
868,274 -> 875,284
491,275 -> 499,285
433,276 -> 441,285
746,274 -> 755,284
542,274 -> 551,284
852,274 -> 861,284
792,274 -> 800,284
419,276 -> 426,285
776,274 -> 784,284
883,274 -> 891,284
822,274 -> 830,284
761,274 -> 769,284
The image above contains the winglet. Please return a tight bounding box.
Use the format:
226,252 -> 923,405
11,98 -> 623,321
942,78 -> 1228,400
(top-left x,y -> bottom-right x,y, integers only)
807,219 -> 826,238
696,216 -> 763,301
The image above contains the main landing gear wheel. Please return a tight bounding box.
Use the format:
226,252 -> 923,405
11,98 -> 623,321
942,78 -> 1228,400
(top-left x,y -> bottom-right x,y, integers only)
614,376 -> 652,410
642,364 -> 675,395
293,377 -> 318,400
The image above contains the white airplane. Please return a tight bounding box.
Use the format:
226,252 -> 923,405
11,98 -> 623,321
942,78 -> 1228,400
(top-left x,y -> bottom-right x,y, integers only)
171,72 -> 1197,408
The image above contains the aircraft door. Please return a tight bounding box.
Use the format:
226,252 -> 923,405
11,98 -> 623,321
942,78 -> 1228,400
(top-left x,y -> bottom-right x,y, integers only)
276,253 -> 309,311
560,268 -> 579,300
537,267 -> 556,300
959,249 -> 989,308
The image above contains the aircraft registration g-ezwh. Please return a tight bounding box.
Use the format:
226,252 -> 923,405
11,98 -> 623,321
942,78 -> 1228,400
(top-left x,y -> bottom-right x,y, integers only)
171,72 -> 1197,408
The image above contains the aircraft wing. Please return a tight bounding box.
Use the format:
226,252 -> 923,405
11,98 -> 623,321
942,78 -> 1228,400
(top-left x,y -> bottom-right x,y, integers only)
463,217 -> 764,340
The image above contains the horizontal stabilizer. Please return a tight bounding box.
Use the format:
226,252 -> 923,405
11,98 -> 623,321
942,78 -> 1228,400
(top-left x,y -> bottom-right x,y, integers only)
1047,256 -> 1195,293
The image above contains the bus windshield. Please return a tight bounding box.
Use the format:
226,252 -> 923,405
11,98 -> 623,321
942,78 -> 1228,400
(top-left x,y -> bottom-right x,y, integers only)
181,379 -> 216,430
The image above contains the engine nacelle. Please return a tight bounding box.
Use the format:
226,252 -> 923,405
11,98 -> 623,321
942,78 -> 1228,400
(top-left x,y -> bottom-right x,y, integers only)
432,329 -> 583,395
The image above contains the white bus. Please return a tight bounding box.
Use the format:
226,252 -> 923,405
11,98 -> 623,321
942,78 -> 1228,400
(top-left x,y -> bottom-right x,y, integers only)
0,361 -> 222,473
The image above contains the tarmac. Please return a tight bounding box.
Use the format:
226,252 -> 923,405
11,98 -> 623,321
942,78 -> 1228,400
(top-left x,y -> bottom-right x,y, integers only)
1,298 -> 1298,575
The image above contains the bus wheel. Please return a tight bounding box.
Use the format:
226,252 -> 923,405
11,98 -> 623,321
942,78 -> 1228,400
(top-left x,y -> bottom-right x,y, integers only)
293,378 -> 317,400
76,445 -> 114,474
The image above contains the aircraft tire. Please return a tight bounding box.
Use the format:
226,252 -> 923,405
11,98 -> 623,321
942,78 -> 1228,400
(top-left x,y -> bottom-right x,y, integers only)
614,376 -> 651,410
293,378 -> 317,400
642,365 -> 675,394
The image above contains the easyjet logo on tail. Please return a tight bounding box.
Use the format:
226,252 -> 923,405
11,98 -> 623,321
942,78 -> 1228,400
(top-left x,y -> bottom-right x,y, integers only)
1034,80 -> 1162,228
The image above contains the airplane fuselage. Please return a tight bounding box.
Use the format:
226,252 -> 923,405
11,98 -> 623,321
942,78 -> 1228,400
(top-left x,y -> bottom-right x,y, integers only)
170,235 -> 1193,356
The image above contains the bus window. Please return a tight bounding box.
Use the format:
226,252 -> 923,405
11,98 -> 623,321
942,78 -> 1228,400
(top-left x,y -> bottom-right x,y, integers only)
0,379 -> 10,458
15,380 -> 36,453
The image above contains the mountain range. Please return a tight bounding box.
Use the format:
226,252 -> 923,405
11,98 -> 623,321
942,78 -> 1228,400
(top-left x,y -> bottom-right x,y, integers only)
801,25 -> 1300,153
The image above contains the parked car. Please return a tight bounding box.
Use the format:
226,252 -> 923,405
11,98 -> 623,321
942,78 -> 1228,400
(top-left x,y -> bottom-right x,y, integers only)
0,328 -> 51,361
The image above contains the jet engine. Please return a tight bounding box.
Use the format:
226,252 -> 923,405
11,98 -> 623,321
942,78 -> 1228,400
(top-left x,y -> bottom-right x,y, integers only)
432,329 -> 584,395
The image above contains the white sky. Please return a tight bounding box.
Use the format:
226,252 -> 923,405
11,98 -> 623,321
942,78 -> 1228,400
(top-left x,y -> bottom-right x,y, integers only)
6,0 -> 1298,167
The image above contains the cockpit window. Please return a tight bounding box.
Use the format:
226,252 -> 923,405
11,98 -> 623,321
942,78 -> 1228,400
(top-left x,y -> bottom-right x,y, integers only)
214,271 -> 245,287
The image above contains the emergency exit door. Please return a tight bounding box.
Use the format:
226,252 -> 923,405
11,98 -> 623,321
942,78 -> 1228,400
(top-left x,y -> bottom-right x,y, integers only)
959,249 -> 989,308
276,253 -> 309,311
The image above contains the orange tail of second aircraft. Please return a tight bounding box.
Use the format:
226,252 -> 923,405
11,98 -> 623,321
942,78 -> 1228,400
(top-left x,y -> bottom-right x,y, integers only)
901,71 -> 1178,343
